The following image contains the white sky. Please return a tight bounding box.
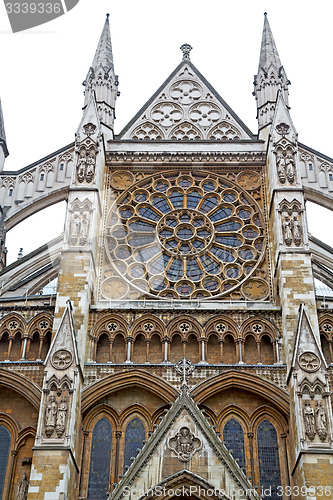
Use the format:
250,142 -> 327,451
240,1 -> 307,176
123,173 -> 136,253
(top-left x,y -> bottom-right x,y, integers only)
0,0 -> 333,263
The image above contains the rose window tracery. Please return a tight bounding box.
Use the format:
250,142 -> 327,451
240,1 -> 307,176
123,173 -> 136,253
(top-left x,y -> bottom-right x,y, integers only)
102,171 -> 266,300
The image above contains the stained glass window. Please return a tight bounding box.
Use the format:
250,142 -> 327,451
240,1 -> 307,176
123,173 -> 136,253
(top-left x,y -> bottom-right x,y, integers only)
87,418 -> 112,499
0,426 -> 11,499
257,420 -> 282,499
123,418 -> 145,471
223,419 -> 246,474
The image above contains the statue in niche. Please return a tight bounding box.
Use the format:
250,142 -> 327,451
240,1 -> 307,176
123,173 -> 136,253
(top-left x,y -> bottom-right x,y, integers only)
17,473 -> 29,500
85,152 -> 95,183
282,216 -> 293,246
70,213 -> 80,246
77,151 -> 87,183
292,216 -> 302,246
285,154 -> 295,183
276,154 -> 286,183
315,401 -> 328,441
79,214 -> 90,245
45,395 -> 58,437
56,396 -> 68,438
303,401 -> 316,440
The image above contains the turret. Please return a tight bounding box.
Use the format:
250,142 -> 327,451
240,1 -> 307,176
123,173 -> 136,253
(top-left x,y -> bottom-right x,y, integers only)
253,13 -> 290,136
83,14 -> 119,138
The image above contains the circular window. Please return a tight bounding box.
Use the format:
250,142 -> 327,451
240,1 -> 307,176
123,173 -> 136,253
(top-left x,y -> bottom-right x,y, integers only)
103,171 -> 265,299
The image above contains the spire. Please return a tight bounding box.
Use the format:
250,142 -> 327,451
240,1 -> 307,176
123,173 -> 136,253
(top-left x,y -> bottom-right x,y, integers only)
253,13 -> 290,133
91,13 -> 114,76
0,99 -> 9,172
83,14 -> 119,137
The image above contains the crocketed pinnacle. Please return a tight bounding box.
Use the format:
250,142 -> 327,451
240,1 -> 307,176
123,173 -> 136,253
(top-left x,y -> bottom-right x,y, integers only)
258,13 -> 282,72
91,13 -> 114,74
0,99 -> 9,157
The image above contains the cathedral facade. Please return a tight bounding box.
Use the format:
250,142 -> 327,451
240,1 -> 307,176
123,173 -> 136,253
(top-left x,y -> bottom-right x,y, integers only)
0,13 -> 332,500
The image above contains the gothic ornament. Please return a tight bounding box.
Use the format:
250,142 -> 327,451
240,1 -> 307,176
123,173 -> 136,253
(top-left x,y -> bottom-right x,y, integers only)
174,358 -> 195,383
51,349 -> 73,370
315,401 -> 328,442
69,199 -> 92,247
83,122 -> 97,136
298,352 -> 320,372
303,401 -> 316,441
168,426 -> 202,461
276,123 -> 290,136
17,473 -> 29,500
180,43 -> 193,60
44,395 -> 58,437
76,146 -> 96,184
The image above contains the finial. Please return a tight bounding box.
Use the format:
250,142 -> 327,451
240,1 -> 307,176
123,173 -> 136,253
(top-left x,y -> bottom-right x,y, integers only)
264,12 -> 267,16
180,43 -> 193,61
106,13 -> 110,19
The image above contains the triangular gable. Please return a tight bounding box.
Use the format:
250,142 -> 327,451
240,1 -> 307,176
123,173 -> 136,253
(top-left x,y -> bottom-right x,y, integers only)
270,92 -> 297,144
44,300 -> 80,369
111,386 -> 259,500
118,61 -> 254,141
287,303 -> 327,383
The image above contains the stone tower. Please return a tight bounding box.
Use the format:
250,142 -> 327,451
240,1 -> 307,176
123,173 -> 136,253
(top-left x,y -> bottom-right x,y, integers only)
0,13 -> 332,500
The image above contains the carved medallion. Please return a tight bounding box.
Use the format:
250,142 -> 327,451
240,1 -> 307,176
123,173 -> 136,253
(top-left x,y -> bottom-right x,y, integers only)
168,426 -> 202,462
174,358 -> 195,381
299,352 -> 320,372
51,349 -> 73,370
83,122 -> 97,136
237,172 -> 261,191
241,278 -> 269,300
276,123 -> 290,136
101,277 -> 129,300
110,171 -> 135,190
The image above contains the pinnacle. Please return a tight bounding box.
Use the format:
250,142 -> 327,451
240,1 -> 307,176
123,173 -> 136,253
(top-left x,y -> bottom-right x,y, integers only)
258,13 -> 282,72
91,13 -> 114,74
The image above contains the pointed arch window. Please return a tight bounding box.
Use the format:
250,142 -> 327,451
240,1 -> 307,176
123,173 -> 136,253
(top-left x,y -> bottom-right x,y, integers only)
223,418 -> 246,473
0,425 -> 11,498
257,420 -> 281,499
87,418 -> 112,499
123,418 -> 145,472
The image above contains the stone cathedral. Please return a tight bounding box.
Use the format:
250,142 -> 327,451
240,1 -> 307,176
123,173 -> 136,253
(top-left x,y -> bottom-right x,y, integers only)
0,13 -> 333,500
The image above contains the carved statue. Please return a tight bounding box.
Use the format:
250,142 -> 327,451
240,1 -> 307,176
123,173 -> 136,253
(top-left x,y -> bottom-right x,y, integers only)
315,401 -> 328,441
276,154 -> 286,183
285,154 -> 295,183
303,401 -> 316,441
70,214 -> 80,246
17,473 -> 29,500
282,216 -> 292,245
168,426 -> 202,462
77,151 -> 87,183
79,215 -> 90,245
56,396 -> 68,438
292,216 -> 302,246
45,395 -> 58,437
85,152 -> 95,183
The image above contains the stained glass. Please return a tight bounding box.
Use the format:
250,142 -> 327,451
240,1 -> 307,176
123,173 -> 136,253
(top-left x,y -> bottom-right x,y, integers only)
223,192 -> 236,202
186,259 -> 203,280
0,426 -> 11,499
87,418 -> 112,499
202,181 -> 216,191
187,191 -> 201,208
257,420 -> 282,499
169,191 -> 183,208
119,208 -> 133,219
215,221 -> 241,232
167,259 -> 183,280
209,207 -> 233,221
129,221 -> 155,232
152,196 -> 170,213
135,192 -> 148,202
223,419 -> 246,474
123,418 -> 145,471
128,235 -> 155,247
138,207 -> 161,221
216,235 -> 242,247
200,196 -> 218,213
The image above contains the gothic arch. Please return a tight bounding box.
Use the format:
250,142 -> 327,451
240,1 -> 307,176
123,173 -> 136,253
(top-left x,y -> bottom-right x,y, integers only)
240,317 -> 279,341
16,426 -> 37,449
119,404 -> 151,430
167,316 -> 201,339
0,370 -> 41,410
90,314 -> 128,340
0,313 -> 26,338
217,405 -> 251,433
191,371 -> 289,415
130,315 -> 165,339
26,313 -> 53,337
83,404 -> 120,431
0,412 -> 20,441
250,405 -> 288,434
81,371 -> 177,413
204,316 -> 238,339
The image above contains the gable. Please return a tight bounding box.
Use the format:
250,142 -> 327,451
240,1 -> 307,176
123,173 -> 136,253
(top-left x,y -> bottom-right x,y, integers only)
118,61 -> 254,141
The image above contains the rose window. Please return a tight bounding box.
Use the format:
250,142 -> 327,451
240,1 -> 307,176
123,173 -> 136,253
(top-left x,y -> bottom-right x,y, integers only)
103,171 -> 265,300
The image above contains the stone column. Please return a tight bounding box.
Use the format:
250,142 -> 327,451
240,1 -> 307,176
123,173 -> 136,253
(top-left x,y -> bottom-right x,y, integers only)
162,337 -> 170,363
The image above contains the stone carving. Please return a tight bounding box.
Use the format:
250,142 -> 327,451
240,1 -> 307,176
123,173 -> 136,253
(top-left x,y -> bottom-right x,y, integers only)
170,122 -> 202,140
188,102 -> 221,127
174,358 -> 195,384
241,278 -> 270,301
110,171 -> 135,190
17,473 -> 29,500
282,215 -> 302,247
276,122 -> 290,136
282,216 -> 292,245
315,401 -> 328,441
45,395 -> 58,437
83,122 -> 97,136
56,396 -> 68,438
299,352 -> 320,372
292,216 -> 302,246
151,103 -> 183,127
208,121 -> 241,140
168,426 -> 202,461
276,152 -> 295,184
170,80 -> 202,104
76,147 -> 96,183
51,349 -> 73,370
303,401 -> 316,441
180,43 -> 193,60
69,200 -> 92,247
131,122 -> 164,140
